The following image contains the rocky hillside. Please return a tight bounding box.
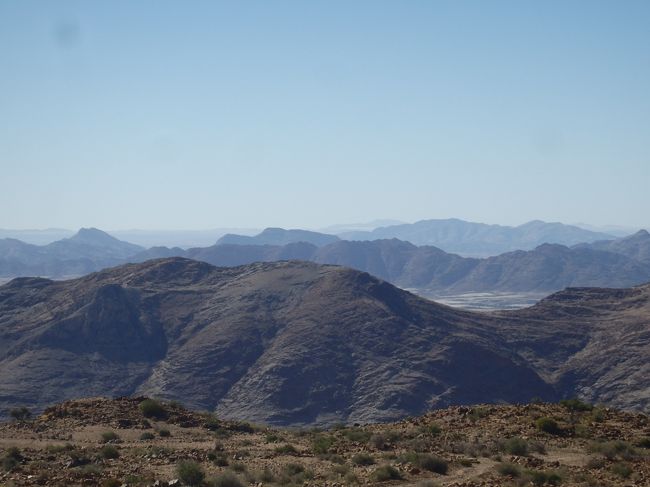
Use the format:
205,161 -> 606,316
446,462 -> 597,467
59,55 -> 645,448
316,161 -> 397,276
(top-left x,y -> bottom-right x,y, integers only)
0,397 -> 648,486
0,258 -> 648,425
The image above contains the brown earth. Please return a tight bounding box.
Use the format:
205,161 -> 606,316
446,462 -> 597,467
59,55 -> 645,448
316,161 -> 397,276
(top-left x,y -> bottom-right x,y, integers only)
1,397 -> 648,486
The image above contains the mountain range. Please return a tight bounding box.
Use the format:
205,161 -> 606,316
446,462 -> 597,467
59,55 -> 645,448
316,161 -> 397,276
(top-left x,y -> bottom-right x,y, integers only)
1,257 -> 647,425
338,219 -> 617,256
134,230 -> 650,294
2,226 -> 650,298
0,228 -> 143,277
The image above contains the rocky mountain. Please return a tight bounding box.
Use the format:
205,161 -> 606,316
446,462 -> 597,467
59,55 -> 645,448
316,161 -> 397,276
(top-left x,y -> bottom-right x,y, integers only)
574,229 -> 650,265
2,227 -> 649,298
216,227 -> 339,247
338,218 -> 617,256
439,243 -> 650,293
133,239 -> 650,294
1,258 -> 648,425
0,228 -> 144,278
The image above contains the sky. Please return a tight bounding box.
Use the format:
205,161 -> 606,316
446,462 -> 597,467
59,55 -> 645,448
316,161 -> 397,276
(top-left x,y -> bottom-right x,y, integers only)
1,1 -> 649,231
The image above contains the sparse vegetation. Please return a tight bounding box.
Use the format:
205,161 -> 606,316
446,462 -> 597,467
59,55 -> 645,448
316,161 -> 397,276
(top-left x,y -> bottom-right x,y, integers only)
99,445 -> 119,459
1,447 -> 22,472
588,440 -> 637,460
342,428 -> 372,443
536,416 -> 562,435
100,431 -> 120,443
497,462 -> 521,477
526,469 -> 563,486
312,434 -> 336,454
139,399 -> 167,419
503,437 -> 529,456
9,407 -> 31,421
177,460 -> 205,486
560,398 -> 593,412
275,443 -> 299,455
417,454 -> 448,474
208,472 -> 244,487
204,415 -> 221,431
351,452 -> 375,465
611,462 -> 633,479
371,465 -> 402,482
0,397 -> 648,486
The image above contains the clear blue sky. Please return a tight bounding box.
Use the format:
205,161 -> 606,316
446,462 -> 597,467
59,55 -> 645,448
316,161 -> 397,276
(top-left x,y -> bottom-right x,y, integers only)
1,1 -> 649,230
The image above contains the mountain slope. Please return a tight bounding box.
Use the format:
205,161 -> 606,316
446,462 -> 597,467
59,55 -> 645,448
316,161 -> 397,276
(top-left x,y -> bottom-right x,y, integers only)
1,258 -> 648,425
339,218 -> 617,256
575,229 -> 650,265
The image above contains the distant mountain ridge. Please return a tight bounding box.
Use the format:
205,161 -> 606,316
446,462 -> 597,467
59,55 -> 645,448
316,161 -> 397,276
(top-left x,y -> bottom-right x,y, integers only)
0,258 -> 647,424
2,226 -> 650,297
574,229 -> 650,265
216,227 -> 340,247
0,228 -> 144,277
338,218 -> 618,256
132,237 -> 650,294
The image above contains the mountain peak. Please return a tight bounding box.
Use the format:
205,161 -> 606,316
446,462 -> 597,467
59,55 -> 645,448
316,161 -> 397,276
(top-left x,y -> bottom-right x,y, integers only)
71,227 -> 119,243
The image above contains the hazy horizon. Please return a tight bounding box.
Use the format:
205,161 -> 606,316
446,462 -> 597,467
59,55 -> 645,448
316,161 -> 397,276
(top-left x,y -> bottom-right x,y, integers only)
2,1 -> 649,230
0,218 -> 646,233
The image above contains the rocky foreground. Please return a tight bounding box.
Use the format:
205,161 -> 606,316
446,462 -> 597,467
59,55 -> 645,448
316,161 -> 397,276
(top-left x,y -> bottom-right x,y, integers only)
0,398 -> 648,486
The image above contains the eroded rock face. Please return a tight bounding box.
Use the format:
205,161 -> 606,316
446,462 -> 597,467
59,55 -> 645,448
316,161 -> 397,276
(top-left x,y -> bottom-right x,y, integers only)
0,257 -> 648,425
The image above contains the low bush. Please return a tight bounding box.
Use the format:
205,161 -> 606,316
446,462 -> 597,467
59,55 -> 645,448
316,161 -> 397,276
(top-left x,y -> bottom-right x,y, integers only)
588,440 -> 637,460
1,447 -> 22,472
312,434 -> 336,454
177,461 -> 205,486
204,415 -> 221,431
351,453 -> 375,466
209,472 -> 244,487
265,433 -> 282,443
425,423 -> 442,436
611,462 -> 632,479
209,452 -> 229,466
342,428 -> 372,443
371,465 -> 401,482
526,469 -> 562,486
503,437 -> 529,456
560,398 -> 593,412
9,407 -> 31,421
283,463 -> 304,476
99,445 -> 119,460
100,431 -> 120,443
369,433 -> 388,450
536,417 -> 561,435
139,399 -> 167,419
274,443 -> 299,455
496,462 -> 521,477
158,428 -> 171,438
418,454 -> 448,474
139,432 -> 155,440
